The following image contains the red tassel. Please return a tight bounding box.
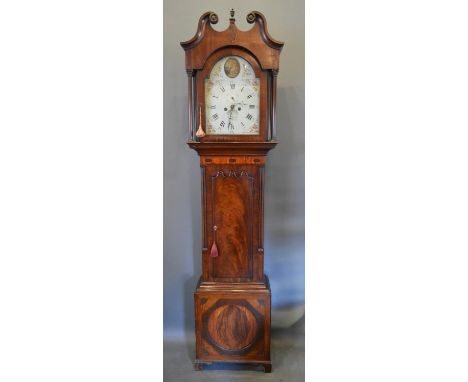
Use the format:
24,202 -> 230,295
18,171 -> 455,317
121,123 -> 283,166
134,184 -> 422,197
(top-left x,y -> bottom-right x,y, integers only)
210,241 -> 218,258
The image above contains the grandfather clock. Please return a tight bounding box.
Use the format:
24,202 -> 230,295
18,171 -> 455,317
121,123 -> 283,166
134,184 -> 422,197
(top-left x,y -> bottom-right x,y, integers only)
181,9 -> 283,373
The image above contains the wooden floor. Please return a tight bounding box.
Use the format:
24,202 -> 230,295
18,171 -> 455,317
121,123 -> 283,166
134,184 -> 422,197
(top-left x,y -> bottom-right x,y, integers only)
164,316 -> 304,381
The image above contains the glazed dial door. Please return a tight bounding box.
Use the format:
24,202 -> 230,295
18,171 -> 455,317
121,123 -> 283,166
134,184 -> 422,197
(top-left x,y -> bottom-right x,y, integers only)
205,56 -> 260,135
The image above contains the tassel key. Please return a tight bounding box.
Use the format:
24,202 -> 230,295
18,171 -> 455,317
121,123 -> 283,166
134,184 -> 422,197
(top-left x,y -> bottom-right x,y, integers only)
210,225 -> 219,258
210,242 -> 218,258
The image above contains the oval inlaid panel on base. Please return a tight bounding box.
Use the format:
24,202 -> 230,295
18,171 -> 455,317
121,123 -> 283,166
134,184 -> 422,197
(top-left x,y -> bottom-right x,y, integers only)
202,299 -> 263,355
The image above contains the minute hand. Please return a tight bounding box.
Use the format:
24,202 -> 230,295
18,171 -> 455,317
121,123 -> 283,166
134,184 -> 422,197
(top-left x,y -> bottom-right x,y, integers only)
228,104 -> 235,131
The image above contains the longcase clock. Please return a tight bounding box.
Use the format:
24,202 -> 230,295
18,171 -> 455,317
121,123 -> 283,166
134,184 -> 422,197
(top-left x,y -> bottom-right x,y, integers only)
180,9 -> 283,373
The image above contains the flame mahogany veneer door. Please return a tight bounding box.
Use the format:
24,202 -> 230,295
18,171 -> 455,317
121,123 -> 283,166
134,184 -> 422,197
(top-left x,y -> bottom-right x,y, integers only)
203,164 -> 264,283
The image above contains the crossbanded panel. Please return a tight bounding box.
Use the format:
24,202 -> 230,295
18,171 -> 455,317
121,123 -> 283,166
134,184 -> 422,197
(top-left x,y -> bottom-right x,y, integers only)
199,297 -> 266,357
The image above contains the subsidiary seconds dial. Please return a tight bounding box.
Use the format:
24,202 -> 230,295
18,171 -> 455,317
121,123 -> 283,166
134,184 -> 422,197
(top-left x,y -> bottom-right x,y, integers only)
205,56 -> 260,135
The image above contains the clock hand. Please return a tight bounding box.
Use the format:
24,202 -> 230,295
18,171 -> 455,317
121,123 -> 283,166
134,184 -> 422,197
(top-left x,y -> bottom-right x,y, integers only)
228,104 -> 235,131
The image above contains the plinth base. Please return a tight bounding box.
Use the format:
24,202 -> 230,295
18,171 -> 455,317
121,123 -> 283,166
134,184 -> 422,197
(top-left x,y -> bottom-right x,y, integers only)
194,276 -> 271,372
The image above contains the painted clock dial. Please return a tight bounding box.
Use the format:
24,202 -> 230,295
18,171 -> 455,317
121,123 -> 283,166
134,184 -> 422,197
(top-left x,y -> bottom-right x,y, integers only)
205,56 -> 260,135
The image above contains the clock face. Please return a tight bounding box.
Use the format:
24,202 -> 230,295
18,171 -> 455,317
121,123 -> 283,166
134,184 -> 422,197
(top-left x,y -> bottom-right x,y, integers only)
205,56 -> 260,135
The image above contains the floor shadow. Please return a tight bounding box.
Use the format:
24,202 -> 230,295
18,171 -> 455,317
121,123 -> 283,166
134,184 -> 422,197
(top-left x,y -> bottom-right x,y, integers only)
199,362 -> 265,372
270,313 -> 305,370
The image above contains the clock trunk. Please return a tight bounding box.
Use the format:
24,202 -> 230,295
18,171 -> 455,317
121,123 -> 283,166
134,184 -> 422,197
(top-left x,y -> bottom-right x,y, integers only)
202,162 -> 265,283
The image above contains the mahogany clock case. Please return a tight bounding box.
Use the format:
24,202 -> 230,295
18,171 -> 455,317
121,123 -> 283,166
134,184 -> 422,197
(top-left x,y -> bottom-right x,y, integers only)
180,10 -> 284,373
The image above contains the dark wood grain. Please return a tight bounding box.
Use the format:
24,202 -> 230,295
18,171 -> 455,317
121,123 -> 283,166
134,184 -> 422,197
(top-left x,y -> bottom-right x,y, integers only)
195,291 -> 270,360
208,304 -> 257,350
203,299 -> 263,354
202,165 -> 264,283
180,11 -> 283,70
186,70 -> 195,140
212,170 -> 253,279
188,141 -> 277,155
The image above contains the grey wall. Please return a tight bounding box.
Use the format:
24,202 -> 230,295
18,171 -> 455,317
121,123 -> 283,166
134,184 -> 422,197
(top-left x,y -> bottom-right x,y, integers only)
164,0 -> 304,337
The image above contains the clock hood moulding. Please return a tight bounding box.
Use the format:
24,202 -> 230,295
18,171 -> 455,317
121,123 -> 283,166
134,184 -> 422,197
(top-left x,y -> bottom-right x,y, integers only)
180,10 -> 284,71
187,141 -> 277,155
